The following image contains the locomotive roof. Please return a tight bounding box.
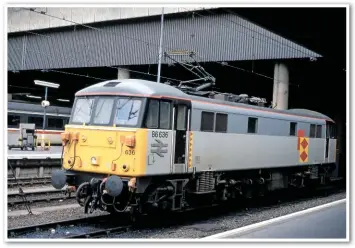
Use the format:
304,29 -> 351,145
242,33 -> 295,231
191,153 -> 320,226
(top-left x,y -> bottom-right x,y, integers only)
75,79 -> 334,122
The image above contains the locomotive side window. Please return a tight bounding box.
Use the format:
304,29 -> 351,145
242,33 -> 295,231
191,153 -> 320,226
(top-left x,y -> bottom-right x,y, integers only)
289,122 -> 297,136
93,98 -> 115,125
176,105 -> 187,131
215,113 -> 228,133
114,98 -> 142,126
329,124 -> 337,139
316,125 -> 322,138
160,101 -> 171,129
71,97 -> 95,124
201,111 -> 214,132
145,99 -> 172,129
309,124 -> 316,137
8,114 -> 20,128
247,117 -> 258,133
145,99 -> 159,128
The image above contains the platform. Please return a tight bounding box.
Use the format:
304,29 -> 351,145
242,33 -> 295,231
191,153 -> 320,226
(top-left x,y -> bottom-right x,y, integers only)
202,199 -> 347,239
8,146 -> 62,160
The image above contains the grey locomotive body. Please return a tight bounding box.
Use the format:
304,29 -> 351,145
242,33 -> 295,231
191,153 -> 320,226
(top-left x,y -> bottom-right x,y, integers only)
53,79 -> 338,215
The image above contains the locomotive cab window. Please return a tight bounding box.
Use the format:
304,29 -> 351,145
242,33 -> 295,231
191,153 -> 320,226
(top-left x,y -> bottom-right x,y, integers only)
93,97 -> 115,125
316,125 -> 322,138
328,123 -> 337,139
201,111 -> 214,132
290,122 -> 297,136
248,117 -> 258,134
176,105 -> 187,131
114,98 -> 142,126
71,97 -> 95,124
145,99 -> 159,128
145,99 -> 171,129
215,113 -> 228,132
160,101 -> 171,129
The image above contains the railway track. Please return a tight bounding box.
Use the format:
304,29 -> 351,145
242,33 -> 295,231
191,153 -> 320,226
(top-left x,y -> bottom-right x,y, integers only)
8,189 -> 75,207
64,226 -> 131,239
7,178 -> 345,239
8,214 -> 131,239
8,177 -> 52,188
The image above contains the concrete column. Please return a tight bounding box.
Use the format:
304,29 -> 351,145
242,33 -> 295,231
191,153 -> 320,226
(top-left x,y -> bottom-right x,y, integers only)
15,167 -> 21,178
117,68 -> 130,79
272,62 -> 289,110
39,166 -> 44,177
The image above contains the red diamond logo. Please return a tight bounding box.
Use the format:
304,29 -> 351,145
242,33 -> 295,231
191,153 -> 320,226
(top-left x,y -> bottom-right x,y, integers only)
300,151 -> 308,161
301,138 -> 308,149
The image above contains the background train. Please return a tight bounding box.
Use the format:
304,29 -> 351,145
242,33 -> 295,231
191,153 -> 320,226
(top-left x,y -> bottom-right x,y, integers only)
8,101 -> 71,146
51,79 -> 339,217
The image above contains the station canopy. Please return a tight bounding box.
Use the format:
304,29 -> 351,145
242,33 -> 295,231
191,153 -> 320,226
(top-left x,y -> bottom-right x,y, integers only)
8,10 -> 322,71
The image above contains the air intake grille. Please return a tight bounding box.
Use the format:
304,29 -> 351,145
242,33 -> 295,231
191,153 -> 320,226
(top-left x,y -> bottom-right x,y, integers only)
197,171 -> 215,192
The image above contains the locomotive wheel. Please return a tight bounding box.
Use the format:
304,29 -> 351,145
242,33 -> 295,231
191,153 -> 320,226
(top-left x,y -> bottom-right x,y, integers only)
76,182 -> 90,207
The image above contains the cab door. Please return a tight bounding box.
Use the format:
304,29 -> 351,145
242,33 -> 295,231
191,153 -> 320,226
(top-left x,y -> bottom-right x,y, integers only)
171,101 -> 191,174
325,122 -> 330,161
326,121 -> 337,163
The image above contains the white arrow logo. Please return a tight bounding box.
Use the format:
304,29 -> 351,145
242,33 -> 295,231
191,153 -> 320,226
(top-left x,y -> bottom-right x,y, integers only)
151,139 -> 168,157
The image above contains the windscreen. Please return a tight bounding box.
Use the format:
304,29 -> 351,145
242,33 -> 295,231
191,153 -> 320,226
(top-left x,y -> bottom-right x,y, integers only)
114,98 -> 142,126
70,96 -> 142,126
93,98 -> 115,125
71,97 -> 95,124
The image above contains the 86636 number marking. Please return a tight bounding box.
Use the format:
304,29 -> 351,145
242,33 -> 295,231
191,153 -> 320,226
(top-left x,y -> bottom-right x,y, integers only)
152,131 -> 168,138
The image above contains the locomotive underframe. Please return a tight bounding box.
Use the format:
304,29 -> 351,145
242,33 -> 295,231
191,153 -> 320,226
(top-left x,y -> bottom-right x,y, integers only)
65,162 -> 336,217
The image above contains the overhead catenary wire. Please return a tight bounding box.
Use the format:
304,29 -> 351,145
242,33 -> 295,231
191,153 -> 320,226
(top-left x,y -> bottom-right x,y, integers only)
45,69 -> 109,81
20,7 -> 305,86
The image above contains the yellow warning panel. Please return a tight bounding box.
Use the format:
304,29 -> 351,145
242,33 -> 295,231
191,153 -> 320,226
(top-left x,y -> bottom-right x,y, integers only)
299,137 -> 309,163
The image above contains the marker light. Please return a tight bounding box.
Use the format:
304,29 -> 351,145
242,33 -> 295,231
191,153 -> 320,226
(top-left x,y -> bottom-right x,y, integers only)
125,135 -> 136,148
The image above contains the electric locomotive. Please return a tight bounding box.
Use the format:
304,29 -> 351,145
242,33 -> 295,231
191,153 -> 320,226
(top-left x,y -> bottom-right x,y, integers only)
52,79 -> 338,216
